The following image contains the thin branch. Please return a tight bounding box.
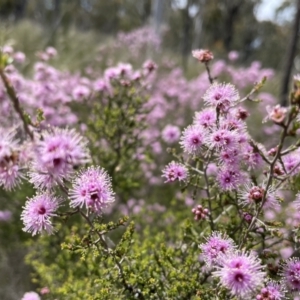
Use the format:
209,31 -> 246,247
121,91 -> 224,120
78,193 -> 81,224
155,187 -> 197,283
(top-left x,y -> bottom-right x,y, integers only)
204,62 -> 214,84
239,112 -> 293,249
0,68 -> 34,140
280,0 -> 300,106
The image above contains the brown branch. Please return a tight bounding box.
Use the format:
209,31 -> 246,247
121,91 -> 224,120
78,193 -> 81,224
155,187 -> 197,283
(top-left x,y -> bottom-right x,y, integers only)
0,68 -> 34,140
280,0 -> 300,106
204,62 -> 214,84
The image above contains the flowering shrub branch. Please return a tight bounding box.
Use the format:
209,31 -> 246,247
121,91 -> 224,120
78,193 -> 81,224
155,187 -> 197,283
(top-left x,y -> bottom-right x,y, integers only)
2,42 -> 300,299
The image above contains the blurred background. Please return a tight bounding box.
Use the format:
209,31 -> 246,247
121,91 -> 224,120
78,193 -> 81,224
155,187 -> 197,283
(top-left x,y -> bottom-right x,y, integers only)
0,0 -> 298,71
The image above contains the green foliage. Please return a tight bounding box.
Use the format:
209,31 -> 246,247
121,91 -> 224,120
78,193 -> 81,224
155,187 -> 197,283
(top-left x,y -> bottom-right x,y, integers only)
84,80 -> 149,200
27,198 -> 221,300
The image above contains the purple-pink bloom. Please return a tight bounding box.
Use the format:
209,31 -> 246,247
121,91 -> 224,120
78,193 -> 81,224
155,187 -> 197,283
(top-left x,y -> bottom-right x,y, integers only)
203,83 -> 239,112
256,281 -> 286,300
162,161 -> 188,183
218,148 -> 241,166
213,251 -> 265,298
180,125 -> 204,154
200,232 -> 236,267
0,210 -> 12,222
228,51 -> 239,61
217,167 -> 247,191
281,258 -> 300,293
0,127 -> 24,190
21,291 -> 41,300
282,154 -> 300,176
72,85 -> 90,101
161,125 -> 181,144
29,128 -> 90,189
0,164 -> 24,190
193,108 -> 216,129
21,193 -> 61,235
69,166 -> 115,215
242,144 -> 263,169
207,128 -> 238,151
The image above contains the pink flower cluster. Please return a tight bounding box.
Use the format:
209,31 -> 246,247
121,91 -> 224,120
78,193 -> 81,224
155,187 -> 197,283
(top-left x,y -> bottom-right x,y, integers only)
200,232 -> 286,299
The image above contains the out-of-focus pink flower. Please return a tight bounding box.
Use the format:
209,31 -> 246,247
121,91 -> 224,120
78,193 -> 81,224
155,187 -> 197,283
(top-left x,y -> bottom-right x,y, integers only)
228,51 -> 239,61
0,210 -> 12,222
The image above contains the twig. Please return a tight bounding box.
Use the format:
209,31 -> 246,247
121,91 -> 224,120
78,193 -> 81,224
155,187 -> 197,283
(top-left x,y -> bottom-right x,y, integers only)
239,111 -> 293,249
204,62 -> 214,84
0,68 -> 34,140
79,210 -> 145,299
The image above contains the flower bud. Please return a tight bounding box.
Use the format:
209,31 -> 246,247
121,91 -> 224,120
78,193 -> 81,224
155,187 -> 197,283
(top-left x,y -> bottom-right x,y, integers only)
192,49 -> 214,63
192,204 -> 210,221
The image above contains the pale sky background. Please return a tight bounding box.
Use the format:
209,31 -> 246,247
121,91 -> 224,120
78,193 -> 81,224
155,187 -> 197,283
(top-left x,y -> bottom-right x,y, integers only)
176,0 -> 294,24
255,0 -> 294,23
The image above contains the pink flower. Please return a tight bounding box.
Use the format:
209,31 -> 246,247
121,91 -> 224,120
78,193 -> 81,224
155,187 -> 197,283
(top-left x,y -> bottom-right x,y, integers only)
69,166 -> 115,215
0,164 -> 24,190
193,108 -> 216,129
203,83 -> 239,112
180,125 -> 204,154
213,251 -> 265,298
72,85 -> 90,101
0,210 -> 12,222
200,232 -> 236,267
281,258 -> 300,293
265,105 -> 287,124
228,51 -> 239,61
29,128 -> 90,189
21,193 -> 61,235
162,125 -> 181,144
162,161 -> 188,183
208,128 -> 238,151
256,281 -> 286,300
217,167 -> 248,191
0,127 -> 24,190
282,154 -> 300,175
21,291 -> 41,300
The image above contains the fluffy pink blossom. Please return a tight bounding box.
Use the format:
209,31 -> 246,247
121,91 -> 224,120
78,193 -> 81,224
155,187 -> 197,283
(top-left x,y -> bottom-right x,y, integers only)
203,83 -> 239,112
69,166 -> 115,215
213,251 -> 265,298
161,125 -> 181,144
200,232 -> 236,267
180,125 -> 204,154
21,193 -> 61,235
162,161 -> 188,183
29,128 -> 90,189
21,292 -> 41,300
281,258 -> 300,293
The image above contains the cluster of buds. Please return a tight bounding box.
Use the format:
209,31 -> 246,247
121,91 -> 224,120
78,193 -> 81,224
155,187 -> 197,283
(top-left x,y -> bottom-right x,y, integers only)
192,49 -> 214,63
248,186 -> 265,204
192,205 -> 209,221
